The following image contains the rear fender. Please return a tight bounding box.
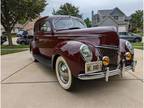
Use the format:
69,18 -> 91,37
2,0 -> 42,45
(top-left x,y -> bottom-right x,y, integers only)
30,40 -> 40,54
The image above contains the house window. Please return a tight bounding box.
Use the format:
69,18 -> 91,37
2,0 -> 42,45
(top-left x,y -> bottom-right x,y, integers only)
97,18 -> 99,22
102,16 -> 106,19
97,16 -> 100,22
113,16 -> 118,20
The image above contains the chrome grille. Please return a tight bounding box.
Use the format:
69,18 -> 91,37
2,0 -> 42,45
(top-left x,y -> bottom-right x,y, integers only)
96,46 -> 119,70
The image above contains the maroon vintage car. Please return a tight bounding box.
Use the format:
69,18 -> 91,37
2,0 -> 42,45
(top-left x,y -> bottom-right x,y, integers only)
30,15 -> 136,90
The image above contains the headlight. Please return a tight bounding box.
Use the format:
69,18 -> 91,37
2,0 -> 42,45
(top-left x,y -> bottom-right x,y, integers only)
125,52 -> 132,60
125,41 -> 134,54
80,44 -> 92,62
102,56 -> 110,66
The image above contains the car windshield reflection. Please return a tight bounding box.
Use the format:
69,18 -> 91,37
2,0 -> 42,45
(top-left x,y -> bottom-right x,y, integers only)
53,17 -> 87,30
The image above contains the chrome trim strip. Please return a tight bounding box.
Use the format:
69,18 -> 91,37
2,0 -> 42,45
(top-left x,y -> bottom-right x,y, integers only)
78,63 -> 136,80
78,69 -> 121,80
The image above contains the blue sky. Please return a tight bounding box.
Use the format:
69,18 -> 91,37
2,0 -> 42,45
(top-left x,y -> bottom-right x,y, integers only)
41,0 -> 143,19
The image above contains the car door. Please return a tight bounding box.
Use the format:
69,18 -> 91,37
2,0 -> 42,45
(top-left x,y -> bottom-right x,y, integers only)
35,20 -> 54,57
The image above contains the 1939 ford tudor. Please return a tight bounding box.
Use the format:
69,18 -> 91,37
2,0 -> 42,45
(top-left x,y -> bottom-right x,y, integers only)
30,15 -> 136,90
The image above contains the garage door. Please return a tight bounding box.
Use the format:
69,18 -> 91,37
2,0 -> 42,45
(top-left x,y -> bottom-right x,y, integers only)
118,26 -> 127,32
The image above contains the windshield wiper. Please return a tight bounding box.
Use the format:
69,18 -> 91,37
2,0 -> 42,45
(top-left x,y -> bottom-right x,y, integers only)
56,27 -> 81,31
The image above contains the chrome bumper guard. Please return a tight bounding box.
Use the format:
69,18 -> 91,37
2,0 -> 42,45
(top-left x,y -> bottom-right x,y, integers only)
78,60 -> 137,81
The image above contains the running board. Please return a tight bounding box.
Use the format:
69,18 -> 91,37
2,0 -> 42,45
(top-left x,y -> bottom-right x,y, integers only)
33,54 -> 52,68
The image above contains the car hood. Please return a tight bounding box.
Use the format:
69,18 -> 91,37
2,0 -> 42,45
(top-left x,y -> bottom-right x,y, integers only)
55,26 -> 119,47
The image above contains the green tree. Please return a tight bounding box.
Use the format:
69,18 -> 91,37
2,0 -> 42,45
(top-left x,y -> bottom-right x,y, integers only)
52,3 -> 82,18
84,18 -> 92,27
1,0 -> 47,46
130,10 -> 143,33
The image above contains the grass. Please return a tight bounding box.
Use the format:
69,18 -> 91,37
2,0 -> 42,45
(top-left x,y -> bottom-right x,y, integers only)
1,45 -> 29,55
1,49 -> 28,55
131,42 -> 143,50
1,45 -> 29,49
132,32 -> 143,36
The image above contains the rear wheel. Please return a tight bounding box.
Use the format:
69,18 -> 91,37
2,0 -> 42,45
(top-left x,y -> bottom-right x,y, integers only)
31,54 -> 38,62
55,56 -> 75,90
31,50 -> 38,62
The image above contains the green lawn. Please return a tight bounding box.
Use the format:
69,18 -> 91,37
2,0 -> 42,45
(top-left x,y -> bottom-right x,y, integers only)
1,49 -> 28,55
1,45 -> 29,49
132,32 -> 143,36
1,45 -> 29,55
131,42 -> 143,50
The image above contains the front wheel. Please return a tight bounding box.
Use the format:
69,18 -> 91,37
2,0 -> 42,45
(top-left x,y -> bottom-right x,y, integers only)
55,56 -> 75,90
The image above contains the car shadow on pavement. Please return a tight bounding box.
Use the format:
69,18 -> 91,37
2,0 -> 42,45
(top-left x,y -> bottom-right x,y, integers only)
33,61 -> 139,94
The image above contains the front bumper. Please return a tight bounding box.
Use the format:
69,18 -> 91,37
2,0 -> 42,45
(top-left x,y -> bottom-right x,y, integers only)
78,60 -> 137,81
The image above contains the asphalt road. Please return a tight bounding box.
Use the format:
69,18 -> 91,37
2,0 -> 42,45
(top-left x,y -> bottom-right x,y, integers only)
1,49 -> 143,108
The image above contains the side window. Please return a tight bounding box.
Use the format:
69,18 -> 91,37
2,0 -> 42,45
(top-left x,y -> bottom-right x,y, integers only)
40,21 -> 51,32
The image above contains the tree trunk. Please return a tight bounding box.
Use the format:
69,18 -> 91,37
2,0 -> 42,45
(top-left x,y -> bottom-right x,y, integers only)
7,32 -> 13,46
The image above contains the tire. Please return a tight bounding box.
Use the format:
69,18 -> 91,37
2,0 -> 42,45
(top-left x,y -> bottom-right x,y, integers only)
55,56 -> 75,90
21,41 -> 26,45
134,38 -> 140,42
31,53 -> 38,62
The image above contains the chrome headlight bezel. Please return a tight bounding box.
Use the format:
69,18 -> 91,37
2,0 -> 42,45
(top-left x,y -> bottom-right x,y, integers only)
125,41 -> 134,54
80,44 -> 93,62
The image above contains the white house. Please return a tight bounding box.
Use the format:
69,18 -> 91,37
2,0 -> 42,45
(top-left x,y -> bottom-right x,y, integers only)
92,7 -> 129,32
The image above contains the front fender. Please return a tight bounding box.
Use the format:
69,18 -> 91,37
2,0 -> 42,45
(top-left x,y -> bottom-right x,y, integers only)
53,41 -> 85,76
120,39 -> 134,54
120,39 -> 127,53
119,39 -> 134,65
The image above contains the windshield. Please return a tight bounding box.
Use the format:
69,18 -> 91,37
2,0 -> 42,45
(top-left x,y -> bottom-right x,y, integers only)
17,31 -> 24,35
53,18 -> 87,30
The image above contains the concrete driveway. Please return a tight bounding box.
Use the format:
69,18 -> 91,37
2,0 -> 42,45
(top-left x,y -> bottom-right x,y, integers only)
1,49 -> 143,108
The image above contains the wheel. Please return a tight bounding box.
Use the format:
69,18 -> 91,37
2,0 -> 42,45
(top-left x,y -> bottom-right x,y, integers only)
31,53 -> 38,62
134,38 -> 140,42
21,41 -> 26,45
55,56 -> 75,90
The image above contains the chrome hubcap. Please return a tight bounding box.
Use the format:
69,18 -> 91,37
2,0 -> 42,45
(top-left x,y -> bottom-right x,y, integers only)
58,61 -> 69,84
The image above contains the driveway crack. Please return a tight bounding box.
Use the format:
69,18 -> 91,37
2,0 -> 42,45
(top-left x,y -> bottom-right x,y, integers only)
1,81 -> 58,85
1,62 -> 33,82
127,72 -> 143,83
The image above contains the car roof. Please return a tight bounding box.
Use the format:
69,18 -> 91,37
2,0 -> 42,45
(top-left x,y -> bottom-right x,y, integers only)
35,15 -> 83,24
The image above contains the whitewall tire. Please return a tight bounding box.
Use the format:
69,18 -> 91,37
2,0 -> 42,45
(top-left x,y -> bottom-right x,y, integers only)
55,56 -> 74,90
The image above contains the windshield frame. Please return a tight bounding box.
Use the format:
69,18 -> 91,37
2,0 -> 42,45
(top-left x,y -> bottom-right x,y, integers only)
52,17 -> 87,31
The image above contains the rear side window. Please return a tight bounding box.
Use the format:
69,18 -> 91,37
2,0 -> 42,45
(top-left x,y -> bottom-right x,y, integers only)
40,21 -> 51,32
